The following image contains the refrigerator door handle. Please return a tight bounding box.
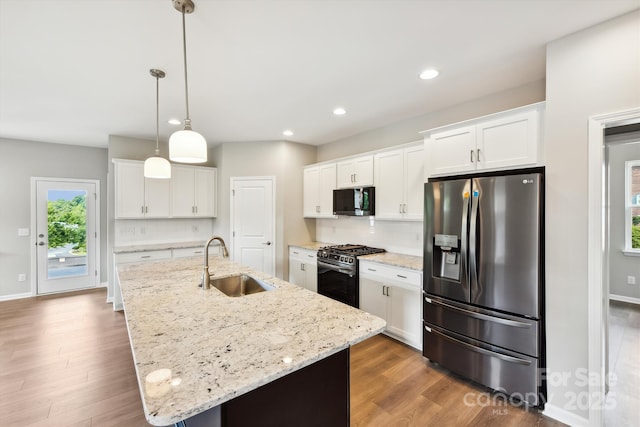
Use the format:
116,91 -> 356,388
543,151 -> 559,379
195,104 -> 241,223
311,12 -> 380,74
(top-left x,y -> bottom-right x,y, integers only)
424,325 -> 532,366
424,295 -> 532,328
469,181 -> 479,295
460,180 -> 471,290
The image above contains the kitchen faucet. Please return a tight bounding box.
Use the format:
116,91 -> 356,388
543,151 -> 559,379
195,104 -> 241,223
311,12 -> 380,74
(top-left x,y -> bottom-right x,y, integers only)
201,236 -> 229,290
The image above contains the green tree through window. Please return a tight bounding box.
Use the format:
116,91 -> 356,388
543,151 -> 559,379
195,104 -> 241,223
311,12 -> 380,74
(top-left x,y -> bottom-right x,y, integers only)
47,195 -> 87,254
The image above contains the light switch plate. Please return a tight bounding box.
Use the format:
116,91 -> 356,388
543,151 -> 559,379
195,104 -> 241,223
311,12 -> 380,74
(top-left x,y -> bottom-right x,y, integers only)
18,228 -> 29,236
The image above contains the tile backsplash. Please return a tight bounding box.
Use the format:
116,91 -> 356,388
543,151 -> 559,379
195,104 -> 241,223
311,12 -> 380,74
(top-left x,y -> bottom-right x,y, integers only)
316,217 -> 423,256
114,218 -> 214,246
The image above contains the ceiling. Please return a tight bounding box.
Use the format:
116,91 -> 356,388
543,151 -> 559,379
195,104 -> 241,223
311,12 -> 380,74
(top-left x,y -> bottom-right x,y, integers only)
1,0 -> 638,149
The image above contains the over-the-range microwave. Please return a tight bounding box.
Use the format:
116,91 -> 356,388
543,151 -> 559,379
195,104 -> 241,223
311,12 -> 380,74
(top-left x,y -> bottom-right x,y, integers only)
333,187 -> 375,216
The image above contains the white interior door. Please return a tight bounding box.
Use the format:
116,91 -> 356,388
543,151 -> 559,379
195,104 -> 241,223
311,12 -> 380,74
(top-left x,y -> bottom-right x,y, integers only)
35,179 -> 98,294
230,177 -> 275,275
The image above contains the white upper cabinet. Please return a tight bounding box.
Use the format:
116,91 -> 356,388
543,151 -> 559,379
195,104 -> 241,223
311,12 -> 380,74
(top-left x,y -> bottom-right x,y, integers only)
303,163 -> 336,218
423,102 -> 544,177
113,159 -> 216,219
171,165 -> 217,218
336,155 -> 374,188
114,160 -> 170,218
374,143 -> 424,220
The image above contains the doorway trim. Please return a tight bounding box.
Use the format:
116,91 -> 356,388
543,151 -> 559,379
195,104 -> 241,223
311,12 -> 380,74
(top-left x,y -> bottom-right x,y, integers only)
587,107 -> 640,427
30,177 -> 101,296
229,176 -> 276,275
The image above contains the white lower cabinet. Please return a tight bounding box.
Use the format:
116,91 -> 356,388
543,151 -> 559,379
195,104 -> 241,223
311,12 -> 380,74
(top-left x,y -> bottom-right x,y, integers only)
288,247 -> 318,292
359,261 -> 422,350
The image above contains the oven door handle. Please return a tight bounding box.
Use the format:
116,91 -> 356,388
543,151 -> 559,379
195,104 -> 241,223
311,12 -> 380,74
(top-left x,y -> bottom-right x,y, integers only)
317,260 -> 355,277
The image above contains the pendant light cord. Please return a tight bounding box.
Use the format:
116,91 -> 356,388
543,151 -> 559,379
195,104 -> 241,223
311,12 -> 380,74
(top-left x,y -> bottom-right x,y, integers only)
181,6 -> 191,127
155,74 -> 160,155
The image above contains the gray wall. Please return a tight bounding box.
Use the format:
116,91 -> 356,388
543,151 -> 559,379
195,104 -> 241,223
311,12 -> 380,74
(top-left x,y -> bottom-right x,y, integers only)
607,135 -> 640,300
544,10 -> 640,421
0,138 -> 108,298
318,79 -> 545,161
212,140 -> 317,279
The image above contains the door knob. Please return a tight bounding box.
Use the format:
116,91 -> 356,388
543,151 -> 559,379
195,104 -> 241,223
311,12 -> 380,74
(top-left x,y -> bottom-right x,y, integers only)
38,241 -> 47,246
262,241 -> 272,246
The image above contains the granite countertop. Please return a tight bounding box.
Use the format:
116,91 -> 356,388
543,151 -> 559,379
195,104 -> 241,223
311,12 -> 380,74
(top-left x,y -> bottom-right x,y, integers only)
117,256 -> 385,426
289,242 -> 333,251
113,241 -> 206,254
360,252 -> 423,271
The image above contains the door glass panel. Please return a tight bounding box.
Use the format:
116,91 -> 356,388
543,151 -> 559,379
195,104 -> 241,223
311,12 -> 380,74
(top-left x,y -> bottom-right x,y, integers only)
47,189 -> 88,279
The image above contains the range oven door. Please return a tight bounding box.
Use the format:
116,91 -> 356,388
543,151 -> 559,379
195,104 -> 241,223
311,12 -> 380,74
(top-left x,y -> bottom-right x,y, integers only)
317,259 -> 358,308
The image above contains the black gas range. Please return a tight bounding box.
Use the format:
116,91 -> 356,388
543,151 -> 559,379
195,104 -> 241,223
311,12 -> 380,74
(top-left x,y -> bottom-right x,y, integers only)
317,244 -> 385,308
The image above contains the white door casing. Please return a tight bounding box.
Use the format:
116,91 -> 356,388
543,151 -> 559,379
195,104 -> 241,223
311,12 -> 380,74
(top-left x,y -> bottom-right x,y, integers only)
230,177 -> 275,275
33,178 -> 99,295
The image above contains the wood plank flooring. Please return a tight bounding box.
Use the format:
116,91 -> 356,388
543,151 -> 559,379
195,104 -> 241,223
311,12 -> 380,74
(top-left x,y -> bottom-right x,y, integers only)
1,289 -> 566,426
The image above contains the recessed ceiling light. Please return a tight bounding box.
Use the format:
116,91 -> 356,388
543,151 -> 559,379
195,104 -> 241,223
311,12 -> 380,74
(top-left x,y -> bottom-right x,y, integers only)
333,107 -> 346,116
168,118 -> 181,125
283,130 -> 294,137
420,69 -> 439,80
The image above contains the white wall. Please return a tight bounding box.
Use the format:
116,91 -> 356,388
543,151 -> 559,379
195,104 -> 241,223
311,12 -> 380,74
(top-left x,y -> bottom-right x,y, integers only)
544,9 -> 640,423
211,140 -> 317,279
606,135 -> 640,300
0,138 -> 108,298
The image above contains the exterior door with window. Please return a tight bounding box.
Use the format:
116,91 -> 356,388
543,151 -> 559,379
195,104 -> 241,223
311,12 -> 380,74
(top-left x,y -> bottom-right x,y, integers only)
230,177 -> 275,275
36,179 -> 98,294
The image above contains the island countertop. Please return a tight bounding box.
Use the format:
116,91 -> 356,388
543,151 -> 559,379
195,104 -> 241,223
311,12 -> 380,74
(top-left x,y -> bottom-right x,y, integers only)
117,256 -> 386,426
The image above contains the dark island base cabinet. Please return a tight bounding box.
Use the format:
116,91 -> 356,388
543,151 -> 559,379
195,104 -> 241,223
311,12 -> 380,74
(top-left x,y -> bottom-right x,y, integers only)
178,348 -> 350,427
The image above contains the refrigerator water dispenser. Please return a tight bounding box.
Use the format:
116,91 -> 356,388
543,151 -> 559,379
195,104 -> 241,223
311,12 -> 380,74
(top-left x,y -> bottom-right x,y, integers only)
433,234 -> 460,281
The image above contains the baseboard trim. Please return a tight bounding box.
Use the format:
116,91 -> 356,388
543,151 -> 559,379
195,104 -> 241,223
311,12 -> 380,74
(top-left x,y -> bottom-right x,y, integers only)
0,292 -> 33,302
609,294 -> 640,305
542,403 -> 590,427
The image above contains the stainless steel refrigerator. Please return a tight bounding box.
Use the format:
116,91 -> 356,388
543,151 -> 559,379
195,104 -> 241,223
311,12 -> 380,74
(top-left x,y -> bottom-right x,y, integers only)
422,169 -> 545,407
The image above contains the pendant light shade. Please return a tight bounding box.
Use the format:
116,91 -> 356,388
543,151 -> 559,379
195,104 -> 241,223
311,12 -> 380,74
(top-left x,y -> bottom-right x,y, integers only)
169,0 -> 207,164
144,69 -> 171,179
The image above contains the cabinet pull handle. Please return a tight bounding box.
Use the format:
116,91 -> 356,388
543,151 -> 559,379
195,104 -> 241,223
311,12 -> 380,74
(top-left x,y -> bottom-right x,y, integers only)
470,149 -> 474,163
301,264 -> 305,271
367,268 -> 377,272
145,206 -> 148,213
477,148 -> 480,161
397,274 -> 407,279
141,206 -> 144,214
293,251 -> 299,255
399,204 -> 403,213
316,205 -> 320,213
141,255 -> 151,259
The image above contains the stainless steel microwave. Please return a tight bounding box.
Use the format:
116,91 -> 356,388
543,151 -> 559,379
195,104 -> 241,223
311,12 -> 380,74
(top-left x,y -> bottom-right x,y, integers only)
333,187 -> 375,216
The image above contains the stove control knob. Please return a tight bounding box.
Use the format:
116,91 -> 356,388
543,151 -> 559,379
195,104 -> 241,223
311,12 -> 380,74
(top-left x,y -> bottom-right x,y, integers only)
349,258 -> 354,264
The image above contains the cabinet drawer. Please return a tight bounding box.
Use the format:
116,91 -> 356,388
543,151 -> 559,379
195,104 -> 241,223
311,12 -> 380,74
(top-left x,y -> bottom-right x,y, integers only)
289,247 -> 317,264
359,262 -> 421,289
115,250 -> 172,264
173,246 -> 220,258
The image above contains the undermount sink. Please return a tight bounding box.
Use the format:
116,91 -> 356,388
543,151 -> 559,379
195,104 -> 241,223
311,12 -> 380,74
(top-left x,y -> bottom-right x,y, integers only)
208,274 -> 274,297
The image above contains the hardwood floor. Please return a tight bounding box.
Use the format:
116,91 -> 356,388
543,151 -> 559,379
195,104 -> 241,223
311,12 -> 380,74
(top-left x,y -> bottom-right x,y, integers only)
1,289 -> 565,426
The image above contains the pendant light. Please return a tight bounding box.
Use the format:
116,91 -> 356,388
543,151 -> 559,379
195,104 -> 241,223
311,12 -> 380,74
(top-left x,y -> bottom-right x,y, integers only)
144,69 -> 172,179
169,0 -> 207,163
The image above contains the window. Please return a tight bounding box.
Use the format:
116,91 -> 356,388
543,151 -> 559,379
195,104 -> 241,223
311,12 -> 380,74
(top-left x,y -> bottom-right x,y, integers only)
625,160 -> 640,253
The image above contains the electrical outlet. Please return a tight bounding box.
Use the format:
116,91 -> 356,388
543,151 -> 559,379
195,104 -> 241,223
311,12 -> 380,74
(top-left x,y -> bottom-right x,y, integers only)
120,227 -> 135,236
18,273 -> 26,282
627,275 -> 636,285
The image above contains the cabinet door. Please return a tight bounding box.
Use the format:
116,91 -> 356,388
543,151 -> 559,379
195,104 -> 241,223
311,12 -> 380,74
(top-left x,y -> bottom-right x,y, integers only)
353,155 -> 374,186
144,177 -> 171,218
387,284 -> 422,350
403,145 -> 425,220
304,262 -> 318,293
288,260 -> 307,288
359,276 -> 387,321
318,163 -> 337,217
428,126 -> 476,176
115,161 -> 145,218
171,166 -> 196,217
476,109 -> 538,170
374,149 -> 404,219
303,167 -> 320,217
336,159 -> 356,188
194,168 -> 216,217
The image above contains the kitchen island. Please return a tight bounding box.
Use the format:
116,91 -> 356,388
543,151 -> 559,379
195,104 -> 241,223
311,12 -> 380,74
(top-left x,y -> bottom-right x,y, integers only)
116,256 -> 386,426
